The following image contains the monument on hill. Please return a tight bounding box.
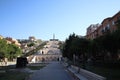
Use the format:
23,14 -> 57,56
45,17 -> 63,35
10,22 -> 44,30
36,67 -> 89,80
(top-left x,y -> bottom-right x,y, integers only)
28,34 -> 61,63
50,34 -> 59,41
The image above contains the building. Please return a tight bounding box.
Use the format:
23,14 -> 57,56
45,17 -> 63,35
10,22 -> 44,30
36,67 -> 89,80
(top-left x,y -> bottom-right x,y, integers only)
86,24 -> 101,39
0,35 -> 4,39
86,11 -> 120,39
29,36 -> 36,41
27,40 -> 62,62
5,37 -> 21,47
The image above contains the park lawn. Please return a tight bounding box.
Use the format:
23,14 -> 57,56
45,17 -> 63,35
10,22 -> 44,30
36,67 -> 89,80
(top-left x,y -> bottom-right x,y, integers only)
0,71 -> 29,80
86,66 -> 120,80
0,63 -> 47,80
0,65 -> 29,80
27,65 -> 45,70
27,62 -> 48,70
0,66 -> 43,80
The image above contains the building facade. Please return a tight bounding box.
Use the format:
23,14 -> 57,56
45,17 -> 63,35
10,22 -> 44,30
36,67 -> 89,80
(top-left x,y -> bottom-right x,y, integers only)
0,35 -> 4,39
86,24 -> 101,39
5,37 -> 21,47
86,11 -> 120,40
29,36 -> 36,41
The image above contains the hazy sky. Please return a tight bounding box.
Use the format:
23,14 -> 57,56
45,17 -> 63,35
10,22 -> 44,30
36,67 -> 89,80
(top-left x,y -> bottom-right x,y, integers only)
0,0 -> 120,41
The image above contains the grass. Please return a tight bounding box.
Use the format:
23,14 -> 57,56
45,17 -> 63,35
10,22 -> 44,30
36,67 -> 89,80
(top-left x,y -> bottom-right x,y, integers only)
0,71 -> 29,80
0,63 -> 47,80
85,65 -> 120,80
0,65 -> 29,80
27,63 -> 47,70
27,65 -> 45,70
74,62 -> 120,80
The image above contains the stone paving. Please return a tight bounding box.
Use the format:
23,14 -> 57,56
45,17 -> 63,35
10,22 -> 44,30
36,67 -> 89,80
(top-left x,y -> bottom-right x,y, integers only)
29,61 -> 75,80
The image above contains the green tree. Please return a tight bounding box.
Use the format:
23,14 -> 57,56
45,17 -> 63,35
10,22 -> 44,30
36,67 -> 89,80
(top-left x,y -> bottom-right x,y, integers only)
62,33 -> 89,61
7,44 -> 22,61
0,39 -> 7,60
27,42 -> 35,47
0,39 -> 22,61
62,33 -> 77,60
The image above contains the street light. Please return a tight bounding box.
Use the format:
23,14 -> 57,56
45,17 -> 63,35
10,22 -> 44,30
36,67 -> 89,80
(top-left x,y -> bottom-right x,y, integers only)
73,54 -> 75,65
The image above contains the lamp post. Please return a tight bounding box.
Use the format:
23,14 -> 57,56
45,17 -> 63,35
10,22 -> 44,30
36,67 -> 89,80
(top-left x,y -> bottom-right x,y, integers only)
73,54 -> 75,65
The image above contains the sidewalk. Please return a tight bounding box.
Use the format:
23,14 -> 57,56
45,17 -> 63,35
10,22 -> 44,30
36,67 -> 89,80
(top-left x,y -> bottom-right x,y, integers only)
28,61 -> 75,80
0,62 -> 16,66
64,64 -> 106,80
67,67 -> 88,80
62,62 -> 88,80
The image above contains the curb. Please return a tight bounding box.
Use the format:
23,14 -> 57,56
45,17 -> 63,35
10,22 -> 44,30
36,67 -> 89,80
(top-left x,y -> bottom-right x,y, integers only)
67,68 -> 80,80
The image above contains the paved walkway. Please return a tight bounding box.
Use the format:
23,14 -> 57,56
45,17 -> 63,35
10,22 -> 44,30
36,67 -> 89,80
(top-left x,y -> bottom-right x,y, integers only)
29,61 -> 75,80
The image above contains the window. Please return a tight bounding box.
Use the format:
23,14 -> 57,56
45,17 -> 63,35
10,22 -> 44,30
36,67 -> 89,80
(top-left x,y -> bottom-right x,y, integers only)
107,24 -> 110,29
101,29 -> 104,33
105,26 -> 109,31
112,20 -> 115,25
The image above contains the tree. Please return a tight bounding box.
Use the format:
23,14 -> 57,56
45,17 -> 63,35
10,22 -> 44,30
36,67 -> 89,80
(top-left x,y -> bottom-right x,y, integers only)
0,39 -> 7,60
7,44 -> 22,61
62,33 -> 78,60
27,42 -> 35,47
0,38 -> 22,62
62,33 -> 89,61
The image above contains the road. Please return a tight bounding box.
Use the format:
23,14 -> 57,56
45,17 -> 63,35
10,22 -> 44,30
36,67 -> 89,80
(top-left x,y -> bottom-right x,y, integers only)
29,61 -> 75,80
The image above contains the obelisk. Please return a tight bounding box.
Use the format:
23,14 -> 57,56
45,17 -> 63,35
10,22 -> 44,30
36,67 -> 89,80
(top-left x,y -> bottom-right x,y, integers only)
53,34 -> 55,40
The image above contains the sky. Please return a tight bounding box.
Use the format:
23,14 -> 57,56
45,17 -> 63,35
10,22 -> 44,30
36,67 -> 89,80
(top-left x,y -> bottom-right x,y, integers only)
0,0 -> 120,41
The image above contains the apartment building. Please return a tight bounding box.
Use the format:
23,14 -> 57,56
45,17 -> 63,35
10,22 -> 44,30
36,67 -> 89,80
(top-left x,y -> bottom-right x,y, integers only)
5,37 -> 21,47
86,11 -> 120,39
86,24 -> 101,39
